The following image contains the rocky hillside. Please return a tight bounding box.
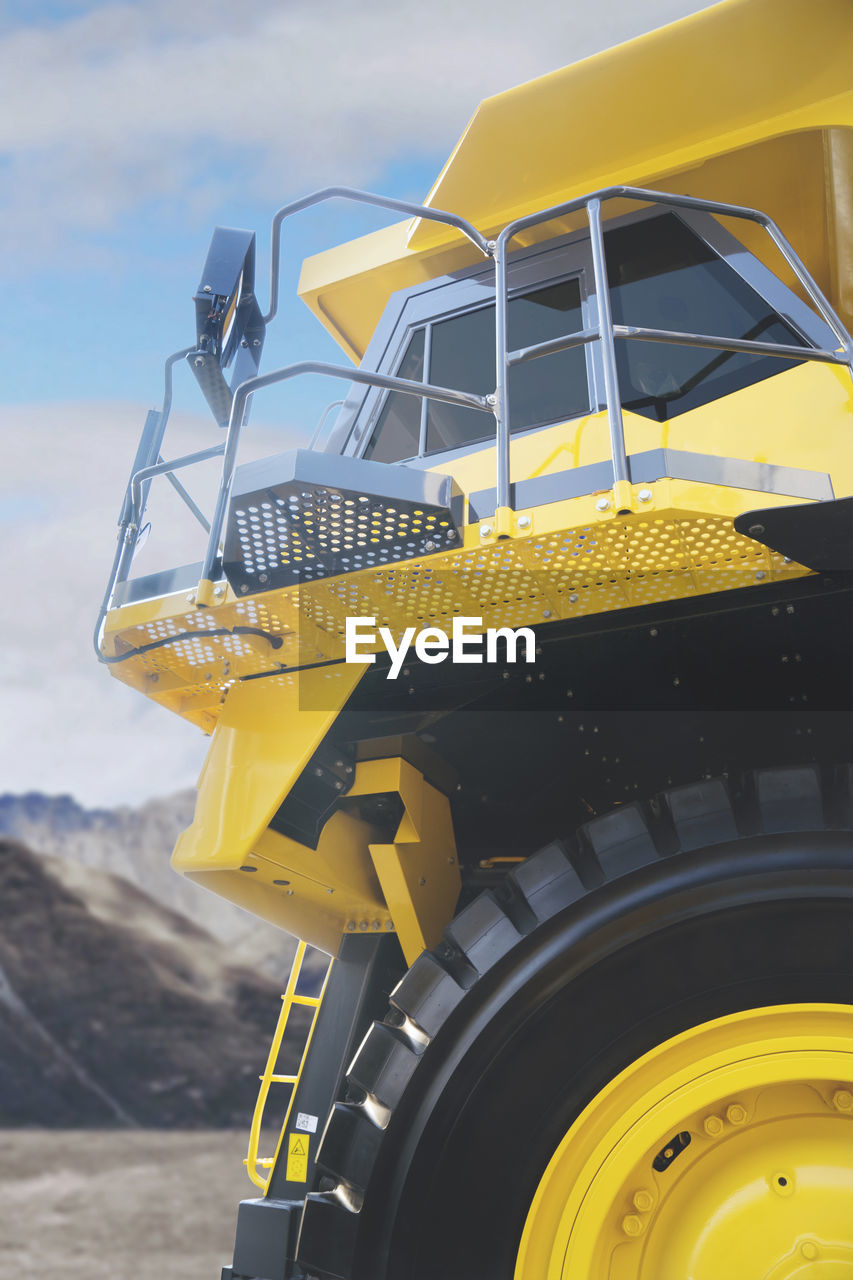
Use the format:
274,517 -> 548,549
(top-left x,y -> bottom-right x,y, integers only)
0,838 -> 304,1127
0,792 -> 300,984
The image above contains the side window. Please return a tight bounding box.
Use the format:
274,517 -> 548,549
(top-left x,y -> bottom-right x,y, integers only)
425,277 -> 589,454
604,213 -> 808,421
363,328 -> 425,462
362,275 -> 591,462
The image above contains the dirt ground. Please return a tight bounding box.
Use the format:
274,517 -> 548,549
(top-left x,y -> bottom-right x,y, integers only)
0,1129 -> 255,1279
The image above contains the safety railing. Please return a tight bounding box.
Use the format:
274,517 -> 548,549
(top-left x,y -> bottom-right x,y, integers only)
97,184 -> 853,648
244,941 -> 333,1192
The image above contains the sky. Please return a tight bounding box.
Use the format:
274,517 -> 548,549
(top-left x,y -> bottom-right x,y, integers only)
1,0 -> 716,808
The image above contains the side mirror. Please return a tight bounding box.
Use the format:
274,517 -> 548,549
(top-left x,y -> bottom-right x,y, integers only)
188,226 -> 266,426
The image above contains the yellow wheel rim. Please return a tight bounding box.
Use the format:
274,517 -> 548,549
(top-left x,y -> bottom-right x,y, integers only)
516,1004 -> 853,1280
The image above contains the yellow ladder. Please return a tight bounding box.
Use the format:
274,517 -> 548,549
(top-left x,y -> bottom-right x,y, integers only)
244,940 -> 333,1190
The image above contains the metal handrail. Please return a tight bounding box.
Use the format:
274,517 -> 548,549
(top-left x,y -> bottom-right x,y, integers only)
197,362 -> 491,594
492,184 -> 853,513
98,183 -> 853,641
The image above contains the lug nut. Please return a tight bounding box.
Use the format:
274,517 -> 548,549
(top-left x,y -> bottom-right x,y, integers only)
633,1189 -> 654,1213
727,1103 -> 747,1125
703,1114 -> 724,1138
832,1088 -> 853,1111
622,1215 -> 644,1237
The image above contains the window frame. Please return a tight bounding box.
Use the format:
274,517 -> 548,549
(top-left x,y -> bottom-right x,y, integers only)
323,205 -> 834,466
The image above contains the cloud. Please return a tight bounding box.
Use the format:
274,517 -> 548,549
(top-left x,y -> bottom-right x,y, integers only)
0,0 -> 713,267
0,398 -> 303,805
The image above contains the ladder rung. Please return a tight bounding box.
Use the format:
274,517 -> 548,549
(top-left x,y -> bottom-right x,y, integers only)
269,1073 -> 298,1084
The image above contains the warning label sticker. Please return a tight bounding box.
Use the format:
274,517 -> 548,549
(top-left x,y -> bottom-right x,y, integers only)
286,1133 -> 310,1182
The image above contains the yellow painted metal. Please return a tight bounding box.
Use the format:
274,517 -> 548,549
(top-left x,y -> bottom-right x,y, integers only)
244,940 -> 332,1191
349,757 -> 460,965
104,362 -> 853,733
298,0 -> 853,358
166,661 -> 457,949
515,1004 -> 853,1280
170,663 -> 397,953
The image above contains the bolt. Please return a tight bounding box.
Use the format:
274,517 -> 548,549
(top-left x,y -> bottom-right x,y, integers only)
518,515 -> 532,530
633,1189 -> 654,1213
638,489 -> 653,503
240,584 -> 249,593
727,1103 -> 747,1125
832,1088 -> 853,1111
749,523 -> 765,537
543,609 -> 553,618
480,524 -> 493,538
371,920 -> 381,930
253,338 -> 261,347
596,497 -> 610,512
259,573 -> 269,583
203,284 -> 212,293
569,593 -> 578,603
194,355 -> 205,367
703,1114 -> 724,1138
385,920 -> 394,930
486,239 -> 497,252
359,921 -> 368,931
755,571 -> 766,581
650,627 -> 659,637
213,585 -> 225,598
186,592 -> 196,604
424,539 -> 437,552
486,394 -> 497,407
622,1215 -> 644,1237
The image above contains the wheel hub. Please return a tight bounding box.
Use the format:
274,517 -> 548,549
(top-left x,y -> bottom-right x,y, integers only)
515,1006 -> 853,1280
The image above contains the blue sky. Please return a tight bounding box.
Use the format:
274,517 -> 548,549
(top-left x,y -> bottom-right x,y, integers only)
0,0 -> 715,806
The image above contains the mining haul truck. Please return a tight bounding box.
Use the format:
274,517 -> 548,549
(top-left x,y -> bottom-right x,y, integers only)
97,1 -> 853,1276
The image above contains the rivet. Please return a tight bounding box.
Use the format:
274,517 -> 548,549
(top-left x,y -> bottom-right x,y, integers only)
755,571 -> 766,581
638,489 -> 653,503
346,921 -> 356,931
518,515 -> 532,530
480,524 -> 493,538
749,523 -> 765,537
359,921 -> 368,931
801,1243 -> 819,1261
727,1103 -> 747,1125
622,1215 -> 644,1237
385,920 -> 394,930
543,610 -> 553,618
371,920 -> 381,930
569,593 -> 578,603
703,1114 -> 724,1138
633,1189 -> 654,1213
832,1088 -> 853,1111
596,497 -> 610,512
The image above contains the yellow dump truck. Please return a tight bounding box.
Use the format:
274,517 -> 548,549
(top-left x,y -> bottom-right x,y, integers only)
97,1 -> 853,1275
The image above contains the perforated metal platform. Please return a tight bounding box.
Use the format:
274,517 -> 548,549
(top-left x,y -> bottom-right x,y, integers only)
223,449 -> 463,593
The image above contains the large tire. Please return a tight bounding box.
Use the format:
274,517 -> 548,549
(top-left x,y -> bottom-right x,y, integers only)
297,765 -> 853,1280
